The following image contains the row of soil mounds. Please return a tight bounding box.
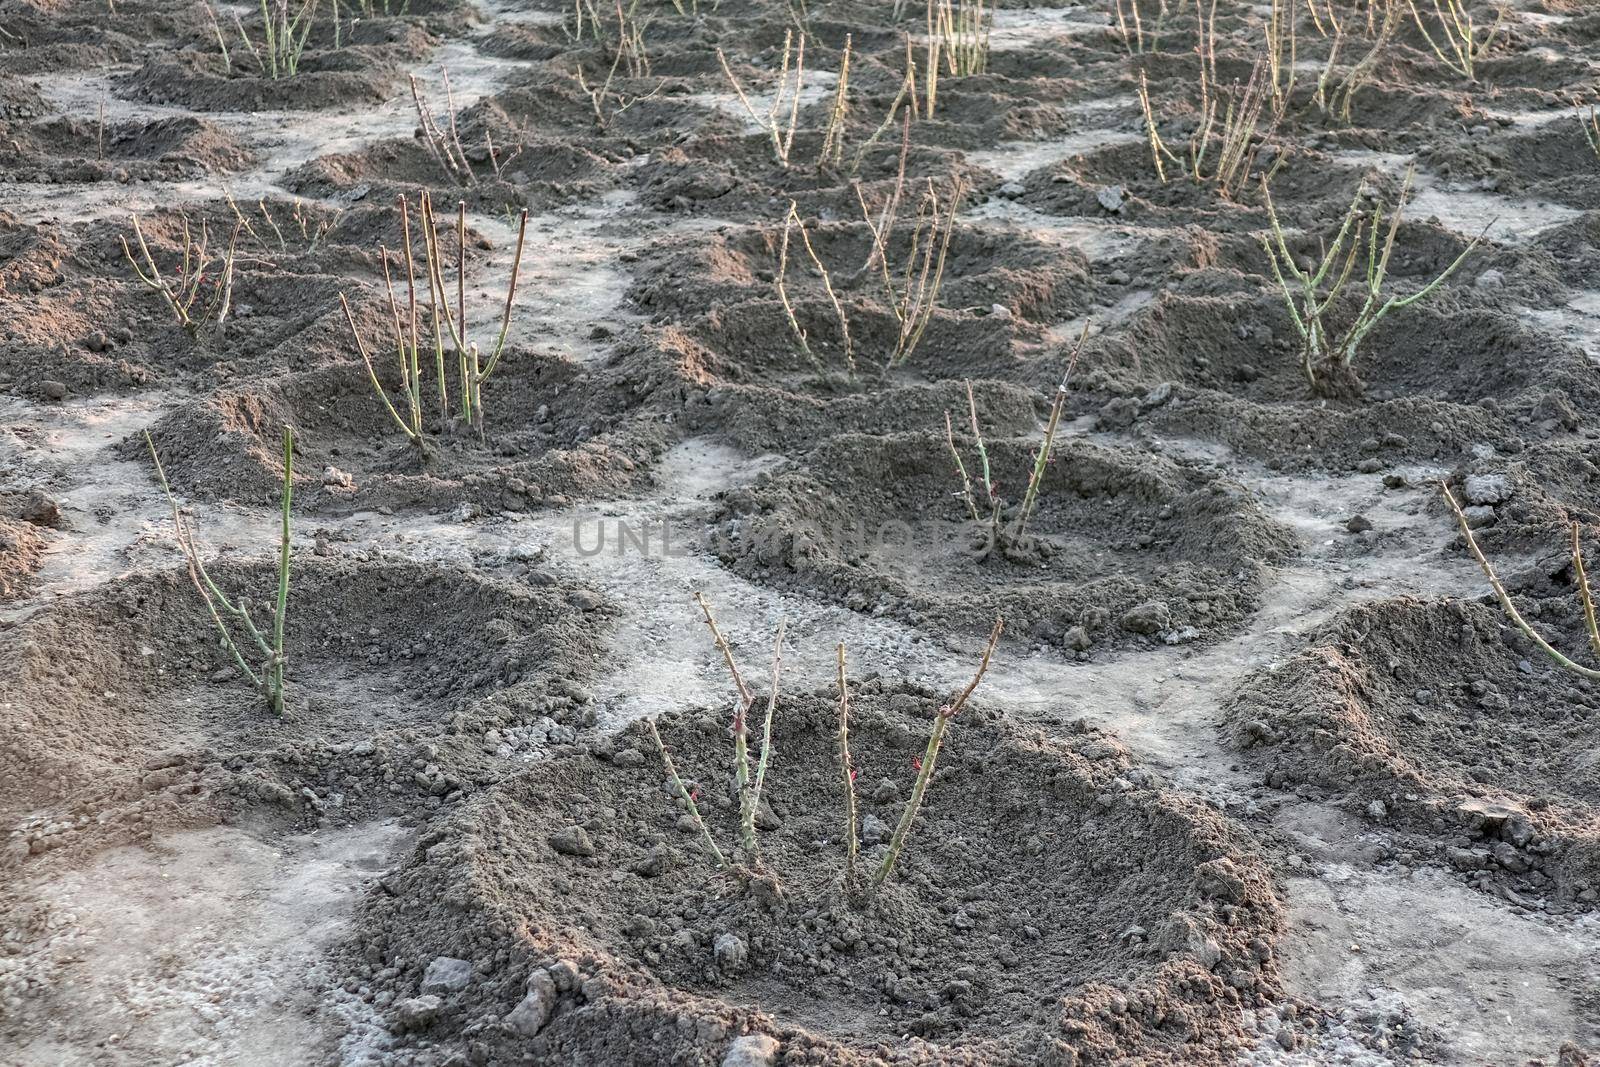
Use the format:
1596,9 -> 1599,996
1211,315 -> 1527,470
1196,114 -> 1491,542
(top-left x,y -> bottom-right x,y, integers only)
0,0 -> 472,109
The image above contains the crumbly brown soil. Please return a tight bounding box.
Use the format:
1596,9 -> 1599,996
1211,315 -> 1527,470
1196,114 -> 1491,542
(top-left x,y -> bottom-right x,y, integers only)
0,514 -> 47,597
1227,596 -> 1600,912
346,687 -> 1283,1065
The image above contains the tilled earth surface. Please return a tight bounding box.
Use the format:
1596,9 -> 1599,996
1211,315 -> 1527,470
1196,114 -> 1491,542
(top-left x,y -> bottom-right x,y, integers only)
3,0 -> 1600,1064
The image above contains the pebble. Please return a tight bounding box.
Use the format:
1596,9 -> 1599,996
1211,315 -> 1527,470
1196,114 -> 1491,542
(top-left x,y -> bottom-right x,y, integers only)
550,825 -> 597,857
17,491 -> 61,527
713,932 -> 748,973
1162,625 -> 1200,645
419,956 -> 473,995
1346,514 -> 1374,533
391,995 -> 442,1030
722,1034 -> 780,1067
1117,600 -> 1171,634
505,968 -> 557,1036
1463,474 -> 1511,506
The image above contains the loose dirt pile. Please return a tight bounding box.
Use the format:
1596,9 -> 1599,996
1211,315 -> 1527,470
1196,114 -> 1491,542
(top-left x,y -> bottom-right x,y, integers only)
1,558 -> 612,863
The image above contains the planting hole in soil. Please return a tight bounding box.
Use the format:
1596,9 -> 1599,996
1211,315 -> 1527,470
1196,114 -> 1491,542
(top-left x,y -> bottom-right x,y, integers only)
351,688 -> 1283,1065
712,432 -> 1294,649
1,558 -> 610,850
7,0 -> 1600,1062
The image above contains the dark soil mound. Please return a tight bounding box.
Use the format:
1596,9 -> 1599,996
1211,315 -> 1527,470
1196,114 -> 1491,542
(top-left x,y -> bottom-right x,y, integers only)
118,19 -> 434,112
0,78 -> 49,120
0,115 -> 255,183
1015,142 -> 1378,234
710,432 -> 1295,648
633,130 -> 997,220
629,217 -> 1096,338
623,213 -> 1097,454
1441,444 -> 1600,556
1083,283 -> 1598,472
137,353 -> 670,513
347,687 -> 1283,1065
0,209 -> 408,399
1227,596 -> 1600,912
0,558 -> 611,860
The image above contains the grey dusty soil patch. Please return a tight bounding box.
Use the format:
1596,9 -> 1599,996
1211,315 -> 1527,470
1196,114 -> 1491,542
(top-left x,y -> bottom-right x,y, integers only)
3,818 -> 407,1066
5,0 -> 1600,1064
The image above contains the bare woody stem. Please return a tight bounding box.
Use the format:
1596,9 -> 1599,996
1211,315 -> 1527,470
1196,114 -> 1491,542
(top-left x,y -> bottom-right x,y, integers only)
647,718 -> 728,870
269,425 -> 293,717
1440,481 -> 1600,681
775,208 -> 817,369
787,201 -> 854,375
873,617 -> 1004,886
964,380 -> 999,536
341,292 -> 420,441
945,408 -> 980,523
1010,323 -> 1086,539
837,642 -> 859,882
748,618 -> 788,838
693,592 -> 757,853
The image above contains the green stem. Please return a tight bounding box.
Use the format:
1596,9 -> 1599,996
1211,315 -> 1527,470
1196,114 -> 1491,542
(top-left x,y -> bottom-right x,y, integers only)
874,715 -> 947,886
648,719 -> 728,869
261,0 -> 277,79
271,425 -> 294,716
145,432 -> 266,696
873,617 -> 1002,886
838,643 -> 858,882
